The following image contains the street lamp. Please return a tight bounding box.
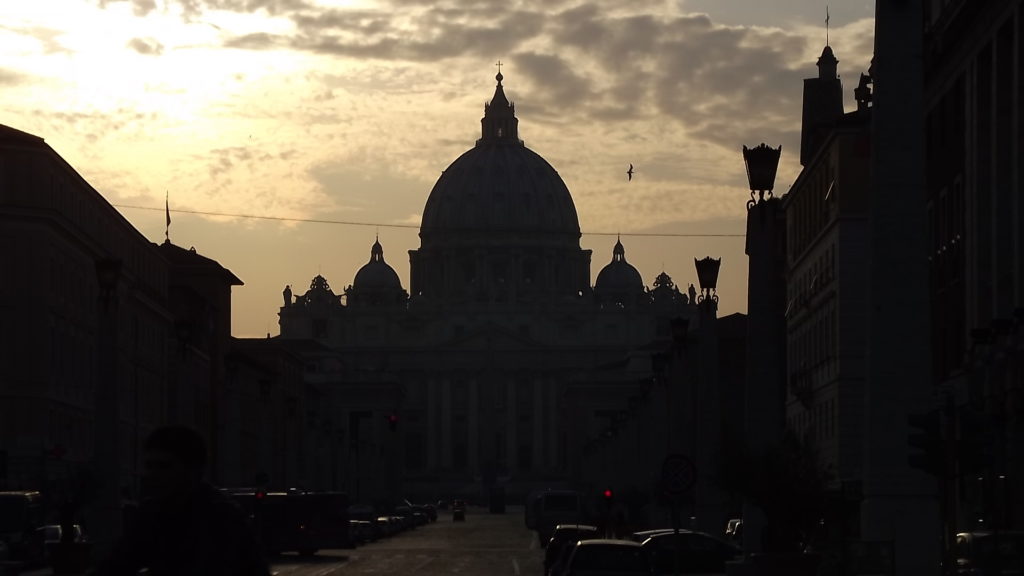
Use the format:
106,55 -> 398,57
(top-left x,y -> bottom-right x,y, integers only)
693,257 -> 721,305
742,143 -> 782,208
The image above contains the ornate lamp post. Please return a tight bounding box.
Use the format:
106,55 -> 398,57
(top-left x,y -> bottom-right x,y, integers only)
693,257 -> 721,306
736,142 -> 787,563
742,143 -> 782,209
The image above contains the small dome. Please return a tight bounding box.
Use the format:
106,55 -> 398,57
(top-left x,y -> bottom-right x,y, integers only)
353,239 -> 402,291
595,239 -> 644,296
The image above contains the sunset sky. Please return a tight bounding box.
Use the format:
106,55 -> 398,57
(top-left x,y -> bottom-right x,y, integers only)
1,0 -> 875,337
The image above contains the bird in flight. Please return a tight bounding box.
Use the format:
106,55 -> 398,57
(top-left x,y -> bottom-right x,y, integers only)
627,163 -> 634,181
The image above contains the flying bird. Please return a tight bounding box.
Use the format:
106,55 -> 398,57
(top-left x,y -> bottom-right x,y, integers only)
627,164 -> 634,181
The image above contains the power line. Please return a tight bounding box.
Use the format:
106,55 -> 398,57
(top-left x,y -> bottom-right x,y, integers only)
113,204 -> 746,238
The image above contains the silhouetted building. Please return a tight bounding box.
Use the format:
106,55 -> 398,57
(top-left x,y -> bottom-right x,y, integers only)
157,240 -> 242,485
782,44 -> 872,543
924,0 -> 1024,537
0,124 -> 170,505
0,123 -> 339,552
277,73 -> 723,511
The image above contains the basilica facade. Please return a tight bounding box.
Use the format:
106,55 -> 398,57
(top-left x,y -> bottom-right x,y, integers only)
277,73 -> 713,503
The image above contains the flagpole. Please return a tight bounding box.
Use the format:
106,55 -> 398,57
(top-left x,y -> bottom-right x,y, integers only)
165,191 -> 170,243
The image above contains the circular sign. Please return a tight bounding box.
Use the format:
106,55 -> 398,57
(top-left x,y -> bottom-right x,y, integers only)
661,454 -> 696,495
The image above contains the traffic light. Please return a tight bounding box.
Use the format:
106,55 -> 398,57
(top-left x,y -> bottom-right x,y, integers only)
387,413 -> 398,432
907,409 -> 943,476
602,489 -> 615,509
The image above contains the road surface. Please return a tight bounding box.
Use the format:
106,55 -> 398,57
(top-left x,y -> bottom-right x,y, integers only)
270,506 -> 543,576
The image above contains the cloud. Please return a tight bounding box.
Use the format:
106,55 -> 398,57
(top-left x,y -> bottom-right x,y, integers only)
0,68 -> 28,86
0,24 -> 71,54
126,37 -> 165,55
99,0 -> 159,17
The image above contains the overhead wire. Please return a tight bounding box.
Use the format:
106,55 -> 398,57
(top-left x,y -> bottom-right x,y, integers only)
113,204 -> 746,238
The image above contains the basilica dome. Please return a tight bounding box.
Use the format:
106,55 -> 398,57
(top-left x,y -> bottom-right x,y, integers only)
595,239 -> 644,297
419,72 -> 581,247
353,239 -> 402,291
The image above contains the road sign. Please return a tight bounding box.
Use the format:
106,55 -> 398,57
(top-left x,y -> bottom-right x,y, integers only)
661,454 -> 696,495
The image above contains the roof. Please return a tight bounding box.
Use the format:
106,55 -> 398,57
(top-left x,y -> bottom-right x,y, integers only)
157,241 -> 243,285
0,123 -> 45,145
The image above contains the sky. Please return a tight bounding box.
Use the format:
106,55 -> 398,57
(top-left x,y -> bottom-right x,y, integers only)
1,0 -> 875,337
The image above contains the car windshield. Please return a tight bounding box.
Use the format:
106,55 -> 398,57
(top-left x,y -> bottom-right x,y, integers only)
572,546 -> 650,572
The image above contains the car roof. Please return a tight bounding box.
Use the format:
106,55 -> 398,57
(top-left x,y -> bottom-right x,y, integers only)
632,528 -> 691,539
957,531 -> 1024,538
642,530 -> 738,547
575,539 -> 644,547
555,524 -> 599,531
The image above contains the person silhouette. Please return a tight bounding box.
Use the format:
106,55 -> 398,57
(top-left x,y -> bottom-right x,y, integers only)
91,425 -> 269,576
283,285 -> 292,307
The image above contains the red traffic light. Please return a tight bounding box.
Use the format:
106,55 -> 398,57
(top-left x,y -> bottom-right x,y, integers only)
255,490 -> 265,500
388,414 -> 398,423
603,489 -> 613,499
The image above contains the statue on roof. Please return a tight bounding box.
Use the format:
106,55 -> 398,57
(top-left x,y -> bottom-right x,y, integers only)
283,285 -> 292,307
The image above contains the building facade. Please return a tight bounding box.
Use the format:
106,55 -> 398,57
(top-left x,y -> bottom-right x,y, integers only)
0,124 -> 171,504
278,74 -> 722,512
782,45 -> 873,546
924,0 -> 1024,536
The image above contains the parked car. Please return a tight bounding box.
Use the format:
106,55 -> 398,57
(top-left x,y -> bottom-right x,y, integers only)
348,520 -> 372,544
0,491 -> 45,563
630,529 -> 676,543
640,530 -> 741,575
453,499 -> 466,522
545,524 -> 600,576
378,516 -> 400,537
562,538 -> 652,576
952,530 -> 1024,575
548,540 -> 579,576
404,499 -> 438,523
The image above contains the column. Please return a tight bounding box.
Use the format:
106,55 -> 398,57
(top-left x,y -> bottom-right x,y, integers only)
861,2 -> 940,574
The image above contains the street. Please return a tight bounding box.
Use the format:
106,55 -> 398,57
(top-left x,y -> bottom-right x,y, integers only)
269,506 -> 543,576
